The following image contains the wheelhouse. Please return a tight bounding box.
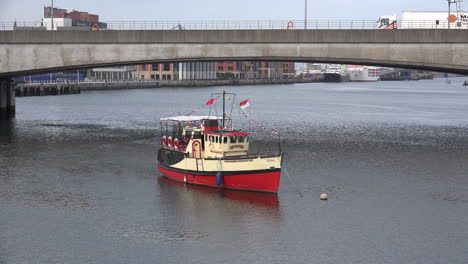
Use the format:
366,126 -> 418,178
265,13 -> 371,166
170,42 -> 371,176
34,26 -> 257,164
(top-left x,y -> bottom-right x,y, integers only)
203,131 -> 250,158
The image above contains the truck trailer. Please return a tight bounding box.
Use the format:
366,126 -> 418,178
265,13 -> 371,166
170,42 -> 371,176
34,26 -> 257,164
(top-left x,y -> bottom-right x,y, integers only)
379,11 -> 468,29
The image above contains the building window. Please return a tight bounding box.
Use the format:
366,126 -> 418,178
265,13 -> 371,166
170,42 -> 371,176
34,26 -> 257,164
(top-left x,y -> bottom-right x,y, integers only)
152,64 -> 159,71
156,75 -> 160,80
150,74 -> 155,79
164,63 -> 170,71
167,75 -> 171,80
218,66 -> 224,71
140,75 -> 145,79
141,65 -> 146,71
228,66 -> 233,71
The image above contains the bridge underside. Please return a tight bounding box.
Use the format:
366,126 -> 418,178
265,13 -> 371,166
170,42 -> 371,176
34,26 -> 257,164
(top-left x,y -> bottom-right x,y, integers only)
1,43 -> 468,77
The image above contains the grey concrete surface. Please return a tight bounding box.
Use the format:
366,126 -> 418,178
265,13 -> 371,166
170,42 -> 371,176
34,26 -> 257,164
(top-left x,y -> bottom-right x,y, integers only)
1,29 -> 468,44
1,29 -> 468,77
0,79 -> 15,119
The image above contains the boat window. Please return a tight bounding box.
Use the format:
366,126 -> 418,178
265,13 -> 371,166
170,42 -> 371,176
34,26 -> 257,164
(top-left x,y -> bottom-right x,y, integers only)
223,137 -> 228,144
246,136 -> 249,142
239,136 -> 245,143
230,136 -> 237,143
215,136 -> 219,143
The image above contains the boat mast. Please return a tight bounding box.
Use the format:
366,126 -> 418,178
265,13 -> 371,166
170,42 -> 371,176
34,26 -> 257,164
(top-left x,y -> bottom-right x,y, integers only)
222,90 -> 226,128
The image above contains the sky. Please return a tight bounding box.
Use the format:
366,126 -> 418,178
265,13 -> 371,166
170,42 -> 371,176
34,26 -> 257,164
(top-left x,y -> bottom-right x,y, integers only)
0,0 -> 452,22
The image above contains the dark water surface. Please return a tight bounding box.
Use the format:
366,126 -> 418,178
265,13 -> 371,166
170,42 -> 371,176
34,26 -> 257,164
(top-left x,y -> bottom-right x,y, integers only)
1,78 -> 468,263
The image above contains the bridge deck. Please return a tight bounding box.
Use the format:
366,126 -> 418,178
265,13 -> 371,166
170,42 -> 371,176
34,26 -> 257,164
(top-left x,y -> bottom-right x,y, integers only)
1,29 -> 468,44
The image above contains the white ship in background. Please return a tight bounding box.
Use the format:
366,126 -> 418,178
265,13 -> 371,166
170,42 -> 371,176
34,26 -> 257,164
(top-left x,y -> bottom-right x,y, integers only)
348,65 -> 381,82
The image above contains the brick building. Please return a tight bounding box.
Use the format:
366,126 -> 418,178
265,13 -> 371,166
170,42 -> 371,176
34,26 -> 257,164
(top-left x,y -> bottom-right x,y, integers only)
41,6 -> 107,30
133,63 -> 178,80
217,61 -> 295,79
281,62 -> 296,78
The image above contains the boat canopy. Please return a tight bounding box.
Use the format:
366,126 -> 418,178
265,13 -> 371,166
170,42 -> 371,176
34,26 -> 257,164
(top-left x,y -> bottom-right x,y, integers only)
160,116 -> 223,122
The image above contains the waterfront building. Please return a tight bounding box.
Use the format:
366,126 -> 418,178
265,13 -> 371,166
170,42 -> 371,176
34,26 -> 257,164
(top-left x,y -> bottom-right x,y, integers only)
133,64 -> 178,80
40,6 -> 107,30
241,62 -> 259,79
259,62 -> 283,79
178,62 -> 217,80
216,62 -> 242,79
217,61 -> 263,79
216,61 -> 294,79
87,66 -> 136,81
282,62 -> 295,78
306,63 -> 325,72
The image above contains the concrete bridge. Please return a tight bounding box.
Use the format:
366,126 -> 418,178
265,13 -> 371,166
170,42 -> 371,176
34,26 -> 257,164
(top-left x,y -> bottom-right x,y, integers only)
1,29 -> 468,118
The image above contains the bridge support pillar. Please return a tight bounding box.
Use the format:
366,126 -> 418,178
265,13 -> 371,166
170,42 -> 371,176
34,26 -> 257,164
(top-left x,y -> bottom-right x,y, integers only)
0,79 -> 15,119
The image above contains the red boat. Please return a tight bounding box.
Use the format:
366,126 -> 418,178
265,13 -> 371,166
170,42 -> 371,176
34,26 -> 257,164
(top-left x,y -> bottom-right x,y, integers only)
157,91 -> 282,193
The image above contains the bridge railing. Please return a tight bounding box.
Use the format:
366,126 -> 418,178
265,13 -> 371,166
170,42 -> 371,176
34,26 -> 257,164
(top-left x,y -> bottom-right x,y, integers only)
2,20 -> 468,31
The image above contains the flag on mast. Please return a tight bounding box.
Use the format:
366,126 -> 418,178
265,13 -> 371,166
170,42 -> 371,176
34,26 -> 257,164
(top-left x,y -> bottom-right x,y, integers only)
239,99 -> 250,110
206,98 -> 216,105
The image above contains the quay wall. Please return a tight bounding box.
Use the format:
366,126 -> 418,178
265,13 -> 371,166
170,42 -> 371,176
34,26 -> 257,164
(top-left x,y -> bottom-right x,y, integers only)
77,79 -> 315,91
15,83 -> 81,97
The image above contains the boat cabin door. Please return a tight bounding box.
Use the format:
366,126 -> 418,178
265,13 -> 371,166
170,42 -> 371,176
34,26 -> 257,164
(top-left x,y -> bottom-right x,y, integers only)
192,140 -> 202,158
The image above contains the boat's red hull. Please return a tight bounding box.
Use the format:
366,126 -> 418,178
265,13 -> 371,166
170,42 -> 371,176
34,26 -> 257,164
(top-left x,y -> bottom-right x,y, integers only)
158,164 -> 281,193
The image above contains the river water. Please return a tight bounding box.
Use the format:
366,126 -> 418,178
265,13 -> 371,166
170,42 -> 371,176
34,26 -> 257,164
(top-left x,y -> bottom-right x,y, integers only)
1,78 -> 468,264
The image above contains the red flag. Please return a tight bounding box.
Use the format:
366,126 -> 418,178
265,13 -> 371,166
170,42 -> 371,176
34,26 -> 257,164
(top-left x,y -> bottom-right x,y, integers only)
206,98 -> 215,105
239,99 -> 250,110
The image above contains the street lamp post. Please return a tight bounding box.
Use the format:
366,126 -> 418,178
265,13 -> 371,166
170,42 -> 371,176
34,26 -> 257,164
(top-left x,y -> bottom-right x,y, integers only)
304,0 -> 308,29
448,0 -> 452,29
51,0 -> 54,30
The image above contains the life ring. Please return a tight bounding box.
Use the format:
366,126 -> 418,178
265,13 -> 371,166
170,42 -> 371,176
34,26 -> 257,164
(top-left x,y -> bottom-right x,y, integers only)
162,136 -> 167,146
167,137 -> 173,147
92,24 -> 99,31
287,21 -> 294,29
174,138 -> 180,148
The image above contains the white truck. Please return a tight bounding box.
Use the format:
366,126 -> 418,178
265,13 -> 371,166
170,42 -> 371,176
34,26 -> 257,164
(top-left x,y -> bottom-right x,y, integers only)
378,11 -> 468,29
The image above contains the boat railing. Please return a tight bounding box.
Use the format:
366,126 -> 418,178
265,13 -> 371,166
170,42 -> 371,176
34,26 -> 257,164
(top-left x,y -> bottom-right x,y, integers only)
163,138 -> 189,152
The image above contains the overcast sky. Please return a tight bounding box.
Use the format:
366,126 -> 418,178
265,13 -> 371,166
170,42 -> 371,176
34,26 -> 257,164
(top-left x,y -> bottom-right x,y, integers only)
0,0 -> 451,22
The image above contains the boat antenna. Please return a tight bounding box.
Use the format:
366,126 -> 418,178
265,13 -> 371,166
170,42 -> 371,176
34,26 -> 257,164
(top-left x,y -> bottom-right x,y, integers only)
222,90 -> 226,128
